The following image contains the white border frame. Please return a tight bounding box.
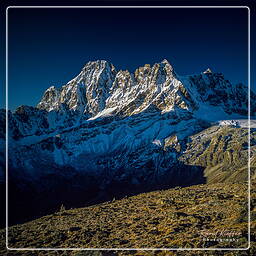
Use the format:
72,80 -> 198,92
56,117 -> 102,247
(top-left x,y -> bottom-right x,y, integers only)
5,5 -> 251,251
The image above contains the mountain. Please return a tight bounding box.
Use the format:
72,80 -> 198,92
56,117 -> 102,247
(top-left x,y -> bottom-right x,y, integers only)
4,59 -> 254,140
1,59 -> 255,226
36,59 -> 253,118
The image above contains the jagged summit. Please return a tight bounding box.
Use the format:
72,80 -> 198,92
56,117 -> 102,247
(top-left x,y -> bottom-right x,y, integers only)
36,59 -> 253,121
161,58 -> 171,64
203,68 -> 212,74
82,59 -> 116,72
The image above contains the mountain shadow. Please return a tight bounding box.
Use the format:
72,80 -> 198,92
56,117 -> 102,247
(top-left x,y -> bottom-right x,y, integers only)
3,162 -> 206,228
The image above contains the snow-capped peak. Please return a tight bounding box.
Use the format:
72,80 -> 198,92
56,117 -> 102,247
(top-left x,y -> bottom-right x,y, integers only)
203,68 -> 212,74
35,59 -> 254,123
161,58 -> 171,65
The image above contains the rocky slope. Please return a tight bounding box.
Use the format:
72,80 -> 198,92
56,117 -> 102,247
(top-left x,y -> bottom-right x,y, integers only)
1,181 -> 255,254
0,59 -> 254,227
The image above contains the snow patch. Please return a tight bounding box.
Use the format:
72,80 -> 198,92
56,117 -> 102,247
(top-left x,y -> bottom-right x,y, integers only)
88,107 -> 117,120
153,139 -> 162,147
218,119 -> 256,128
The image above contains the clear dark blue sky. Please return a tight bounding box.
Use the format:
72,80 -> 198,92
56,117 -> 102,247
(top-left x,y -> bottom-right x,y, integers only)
1,6 -> 252,110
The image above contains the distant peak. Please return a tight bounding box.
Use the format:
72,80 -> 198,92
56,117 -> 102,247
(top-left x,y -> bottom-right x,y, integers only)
203,68 -> 212,74
161,59 -> 170,65
159,59 -> 174,74
47,86 -> 57,91
87,59 -> 108,64
82,60 -> 116,74
84,59 -> 114,68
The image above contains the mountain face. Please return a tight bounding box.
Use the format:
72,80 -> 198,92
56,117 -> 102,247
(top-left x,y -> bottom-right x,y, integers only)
1,59 -> 255,226
3,60 -> 254,141
36,59 -> 254,119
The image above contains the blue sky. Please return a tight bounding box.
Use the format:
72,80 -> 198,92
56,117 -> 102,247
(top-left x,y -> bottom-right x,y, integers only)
1,6 -> 253,110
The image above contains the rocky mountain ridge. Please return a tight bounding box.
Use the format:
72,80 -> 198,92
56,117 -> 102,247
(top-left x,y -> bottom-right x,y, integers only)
3,59 -> 254,141
36,59 -> 253,118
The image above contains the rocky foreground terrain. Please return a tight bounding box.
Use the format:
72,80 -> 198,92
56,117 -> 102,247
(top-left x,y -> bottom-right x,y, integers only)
1,180 -> 255,255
